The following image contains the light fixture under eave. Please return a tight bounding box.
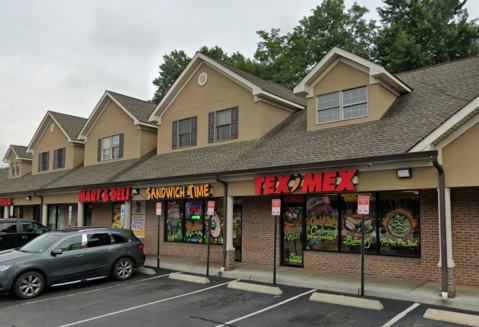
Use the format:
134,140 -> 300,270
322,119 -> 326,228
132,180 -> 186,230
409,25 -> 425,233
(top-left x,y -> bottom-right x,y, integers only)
397,168 -> 412,179
25,196 -> 31,201
131,188 -> 140,195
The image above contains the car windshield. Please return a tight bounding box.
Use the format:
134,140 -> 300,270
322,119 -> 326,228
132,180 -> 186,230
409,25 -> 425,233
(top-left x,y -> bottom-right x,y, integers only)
20,233 -> 65,253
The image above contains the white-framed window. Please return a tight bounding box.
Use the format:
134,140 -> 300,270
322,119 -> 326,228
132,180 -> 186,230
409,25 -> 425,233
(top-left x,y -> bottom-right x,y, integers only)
38,152 -> 49,172
99,134 -> 123,161
53,148 -> 66,169
215,109 -> 232,141
179,118 -> 192,148
10,163 -> 19,176
316,86 -> 368,124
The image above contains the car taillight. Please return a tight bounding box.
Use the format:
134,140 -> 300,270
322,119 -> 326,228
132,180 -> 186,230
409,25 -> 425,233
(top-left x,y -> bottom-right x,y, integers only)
138,244 -> 144,249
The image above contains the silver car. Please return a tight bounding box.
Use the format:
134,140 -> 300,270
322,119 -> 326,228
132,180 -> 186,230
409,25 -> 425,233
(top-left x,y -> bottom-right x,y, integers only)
0,228 -> 145,299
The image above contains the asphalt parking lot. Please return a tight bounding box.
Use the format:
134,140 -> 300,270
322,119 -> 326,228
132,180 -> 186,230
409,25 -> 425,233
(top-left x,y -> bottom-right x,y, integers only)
0,268 -> 475,327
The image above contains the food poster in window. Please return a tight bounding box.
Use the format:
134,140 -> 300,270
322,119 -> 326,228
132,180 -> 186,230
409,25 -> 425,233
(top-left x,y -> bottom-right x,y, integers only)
185,200 -> 204,243
112,203 -> 123,228
166,201 -> 184,242
282,205 -> 303,265
378,192 -> 420,257
306,195 -> 339,251
204,199 -> 223,244
131,201 -> 146,238
341,193 -> 377,254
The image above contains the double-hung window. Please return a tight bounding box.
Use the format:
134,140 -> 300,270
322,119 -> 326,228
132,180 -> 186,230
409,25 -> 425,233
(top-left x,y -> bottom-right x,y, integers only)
172,117 -> 197,149
53,148 -> 66,169
208,107 -> 238,143
38,152 -> 49,172
10,163 -> 19,176
98,134 -> 123,161
316,86 -> 368,124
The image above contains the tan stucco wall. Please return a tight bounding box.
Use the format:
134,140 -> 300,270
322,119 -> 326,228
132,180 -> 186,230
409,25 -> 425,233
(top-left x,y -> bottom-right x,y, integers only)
72,145 -> 85,168
43,193 -> 79,204
7,155 -> 32,178
11,197 -> 41,206
157,63 -> 292,155
443,121 -> 479,187
307,62 -> 397,131
139,129 -> 157,156
32,119 -> 75,175
84,101 -> 151,166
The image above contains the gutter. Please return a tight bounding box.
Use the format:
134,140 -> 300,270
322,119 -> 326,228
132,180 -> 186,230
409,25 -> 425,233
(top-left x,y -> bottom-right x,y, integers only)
432,155 -> 448,299
0,151 -> 439,197
215,175 -> 228,271
33,191 -> 44,223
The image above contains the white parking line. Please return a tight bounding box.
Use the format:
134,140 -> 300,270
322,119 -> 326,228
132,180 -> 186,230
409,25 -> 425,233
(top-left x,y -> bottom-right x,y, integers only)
381,303 -> 421,327
2,274 -> 171,309
58,279 -> 240,327
215,289 -> 317,327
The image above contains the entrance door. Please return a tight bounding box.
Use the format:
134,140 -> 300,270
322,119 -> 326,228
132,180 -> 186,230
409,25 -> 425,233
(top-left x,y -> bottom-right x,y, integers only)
282,205 -> 304,267
48,205 -> 65,230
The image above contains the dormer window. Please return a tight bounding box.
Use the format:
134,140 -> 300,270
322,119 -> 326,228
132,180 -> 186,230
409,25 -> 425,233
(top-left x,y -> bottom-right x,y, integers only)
10,163 -> 19,176
172,117 -> 197,149
317,86 -> 368,124
208,107 -> 238,143
98,134 -> 123,161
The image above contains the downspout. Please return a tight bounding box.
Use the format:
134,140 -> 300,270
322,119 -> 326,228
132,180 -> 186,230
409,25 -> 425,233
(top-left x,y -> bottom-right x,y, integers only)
33,191 -> 43,223
432,155 -> 448,300
215,175 -> 228,271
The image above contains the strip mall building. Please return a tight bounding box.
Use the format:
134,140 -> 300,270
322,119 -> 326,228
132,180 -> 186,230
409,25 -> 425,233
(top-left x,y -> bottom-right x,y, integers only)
2,47 -> 479,298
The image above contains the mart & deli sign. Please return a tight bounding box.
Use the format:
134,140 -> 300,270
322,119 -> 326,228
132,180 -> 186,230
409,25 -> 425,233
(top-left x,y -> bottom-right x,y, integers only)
78,188 -> 131,203
254,170 -> 357,195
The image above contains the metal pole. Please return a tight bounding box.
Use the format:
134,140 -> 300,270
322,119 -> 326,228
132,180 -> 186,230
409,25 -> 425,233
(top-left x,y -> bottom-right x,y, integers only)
361,214 -> 365,297
157,214 -> 160,269
206,216 -> 211,277
273,215 -> 277,285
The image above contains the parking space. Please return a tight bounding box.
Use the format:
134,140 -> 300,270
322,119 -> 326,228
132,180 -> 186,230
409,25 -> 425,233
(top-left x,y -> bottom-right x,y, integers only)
0,269 -> 475,327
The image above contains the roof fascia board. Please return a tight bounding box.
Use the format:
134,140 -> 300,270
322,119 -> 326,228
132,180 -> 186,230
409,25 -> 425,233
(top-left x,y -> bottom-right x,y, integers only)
78,92 -> 109,139
253,96 -> 299,112
435,107 -> 479,151
26,114 -> 53,154
375,79 -> 401,97
79,98 -> 111,141
410,96 -> 479,152
254,93 -> 304,110
105,92 -> 140,124
2,147 -> 16,163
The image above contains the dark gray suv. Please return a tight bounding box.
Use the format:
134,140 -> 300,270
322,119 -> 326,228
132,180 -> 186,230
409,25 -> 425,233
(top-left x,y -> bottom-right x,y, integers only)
0,219 -> 49,251
0,228 -> 145,299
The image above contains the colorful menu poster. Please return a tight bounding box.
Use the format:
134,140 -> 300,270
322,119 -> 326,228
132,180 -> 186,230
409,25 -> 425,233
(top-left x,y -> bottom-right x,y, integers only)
131,201 -> 146,238
112,203 -> 122,228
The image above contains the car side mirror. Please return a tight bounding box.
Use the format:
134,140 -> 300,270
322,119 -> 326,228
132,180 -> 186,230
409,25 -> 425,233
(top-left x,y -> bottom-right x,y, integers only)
51,248 -> 63,256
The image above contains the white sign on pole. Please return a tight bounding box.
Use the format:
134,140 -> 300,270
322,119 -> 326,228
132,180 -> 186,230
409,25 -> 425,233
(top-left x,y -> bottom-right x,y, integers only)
207,201 -> 215,216
272,199 -> 281,216
68,206 -> 72,226
156,202 -> 162,216
357,195 -> 370,215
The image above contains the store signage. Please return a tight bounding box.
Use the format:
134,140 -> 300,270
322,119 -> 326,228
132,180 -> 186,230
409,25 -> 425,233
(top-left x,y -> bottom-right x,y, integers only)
146,184 -> 211,200
78,187 -> 131,203
272,199 -> 281,216
156,202 -> 162,216
207,201 -> 215,216
357,195 -> 370,215
0,198 -> 13,206
254,170 -> 357,195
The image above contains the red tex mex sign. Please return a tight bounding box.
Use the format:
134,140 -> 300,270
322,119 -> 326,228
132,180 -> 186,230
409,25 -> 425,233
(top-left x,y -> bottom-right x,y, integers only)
254,170 -> 357,195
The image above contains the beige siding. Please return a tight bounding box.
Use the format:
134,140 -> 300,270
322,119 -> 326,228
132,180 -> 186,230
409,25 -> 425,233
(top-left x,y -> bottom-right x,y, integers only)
139,129 -> 157,156
157,63 -> 292,155
307,62 -> 398,131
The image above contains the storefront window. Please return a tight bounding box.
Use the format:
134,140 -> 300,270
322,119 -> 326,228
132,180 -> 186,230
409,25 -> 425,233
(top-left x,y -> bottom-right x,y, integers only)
84,203 -> 93,226
378,191 -> 420,257
205,199 -> 223,244
112,202 -> 124,228
306,194 -> 339,251
340,193 -> 377,254
166,200 -> 184,242
184,200 -> 204,243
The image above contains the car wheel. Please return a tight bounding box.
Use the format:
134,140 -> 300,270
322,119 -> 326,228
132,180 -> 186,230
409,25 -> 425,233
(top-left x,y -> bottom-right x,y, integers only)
112,258 -> 134,281
13,271 -> 45,299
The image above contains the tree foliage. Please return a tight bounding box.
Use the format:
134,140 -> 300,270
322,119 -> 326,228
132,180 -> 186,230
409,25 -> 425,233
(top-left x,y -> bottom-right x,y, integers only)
374,0 -> 479,73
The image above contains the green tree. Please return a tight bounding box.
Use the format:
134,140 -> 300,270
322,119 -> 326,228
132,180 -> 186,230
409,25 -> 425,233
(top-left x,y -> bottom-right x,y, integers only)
375,0 -> 479,73
152,50 -> 191,104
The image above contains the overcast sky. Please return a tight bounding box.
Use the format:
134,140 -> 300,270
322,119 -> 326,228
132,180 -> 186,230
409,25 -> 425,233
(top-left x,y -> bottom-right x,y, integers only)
1,0 -> 478,166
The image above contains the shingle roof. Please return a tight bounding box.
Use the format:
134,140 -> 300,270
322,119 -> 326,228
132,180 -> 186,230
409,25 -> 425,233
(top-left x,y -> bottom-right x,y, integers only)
49,111 -> 88,142
1,55 -> 479,195
107,91 -> 157,124
209,57 -> 307,107
10,145 -> 32,160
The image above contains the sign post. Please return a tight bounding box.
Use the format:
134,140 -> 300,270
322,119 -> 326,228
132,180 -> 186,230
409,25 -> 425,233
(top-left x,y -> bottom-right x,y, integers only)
68,206 -> 72,227
206,201 -> 215,277
156,202 -> 162,269
272,199 -> 281,286
357,195 -> 370,298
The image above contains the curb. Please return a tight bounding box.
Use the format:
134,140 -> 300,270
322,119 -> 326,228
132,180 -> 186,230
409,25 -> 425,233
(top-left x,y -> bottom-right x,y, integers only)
424,308 -> 479,326
135,267 -> 156,275
310,292 -> 384,310
228,281 -> 283,296
170,272 -> 210,284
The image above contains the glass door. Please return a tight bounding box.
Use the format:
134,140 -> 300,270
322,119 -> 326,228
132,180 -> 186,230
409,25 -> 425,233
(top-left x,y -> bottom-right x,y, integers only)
282,205 -> 304,267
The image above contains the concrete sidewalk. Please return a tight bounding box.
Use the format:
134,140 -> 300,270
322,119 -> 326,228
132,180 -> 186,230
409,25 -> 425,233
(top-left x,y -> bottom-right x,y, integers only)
146,256 -> 479,313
